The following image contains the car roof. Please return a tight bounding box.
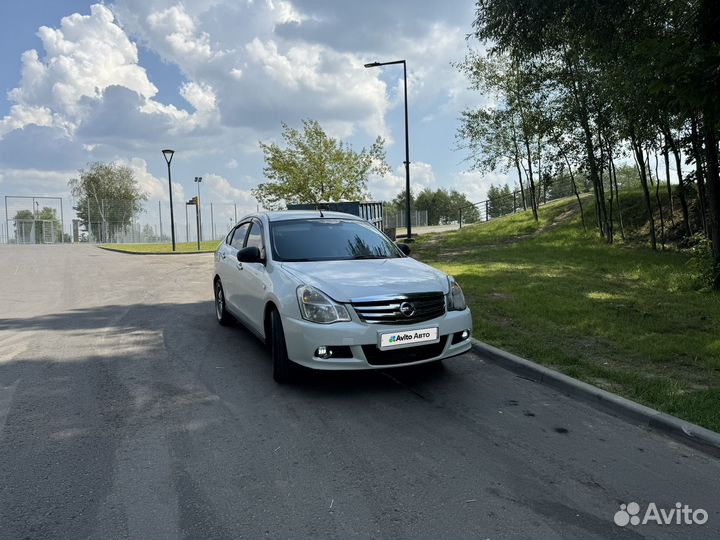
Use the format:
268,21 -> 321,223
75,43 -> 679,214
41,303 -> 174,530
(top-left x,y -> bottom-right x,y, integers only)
246,210 -> 365,223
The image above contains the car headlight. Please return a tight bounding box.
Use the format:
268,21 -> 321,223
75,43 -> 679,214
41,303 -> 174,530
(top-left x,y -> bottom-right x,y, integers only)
447,277 -> 467,311
296,285 -> 351,324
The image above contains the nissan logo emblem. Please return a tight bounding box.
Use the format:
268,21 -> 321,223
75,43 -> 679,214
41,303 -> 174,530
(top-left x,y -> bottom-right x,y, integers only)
399,301 -> 416,317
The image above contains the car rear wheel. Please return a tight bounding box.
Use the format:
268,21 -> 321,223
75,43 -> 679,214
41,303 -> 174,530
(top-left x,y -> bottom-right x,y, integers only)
214,279 -> 233,326
271,309 -> 296,384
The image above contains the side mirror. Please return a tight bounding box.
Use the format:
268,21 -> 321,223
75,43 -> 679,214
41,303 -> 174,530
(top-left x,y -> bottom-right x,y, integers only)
237,246 -> 263,263
397,243 -> 411,256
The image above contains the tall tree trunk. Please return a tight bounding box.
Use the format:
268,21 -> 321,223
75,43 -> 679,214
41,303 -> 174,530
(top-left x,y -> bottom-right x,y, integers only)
563,48 -> 606,238
655,141 -> 675,219
662,146 -> 676,227
598,142 -> 612,243
702,117 -> 720,289
510,116 -> 528,211
551,126 -> 586,230
631,134 -> 657,251
699,0 -> 720,288
523,134 -> 539,221
511,65 -> 538,222
514,156 -> 528,211
537,138 -> 546,205
564,155 -> 587,232
662,126 -> 692,236
691,115 -> 709,236
606,151 -> 614,245
649,150 -> 666,248
609,153 -> 625,240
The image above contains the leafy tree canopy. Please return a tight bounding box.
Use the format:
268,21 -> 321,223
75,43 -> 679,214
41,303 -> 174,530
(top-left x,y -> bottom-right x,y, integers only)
69,162 -> 147,241
253,119 -> 389,209
389,188 -> 480,225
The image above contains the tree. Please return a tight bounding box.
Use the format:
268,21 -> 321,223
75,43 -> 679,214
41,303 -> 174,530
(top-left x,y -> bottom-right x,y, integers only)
69,162 -> 146,242
456,52 -> 543,218
487,184 -> 515,218
466,0 -> 720,286
386,190 -> 415,217
253,119 -> 389,209
415,188 -> 452,226
448,190 -> 480,224
408,188 -> 480,225
13,207 -> 64,243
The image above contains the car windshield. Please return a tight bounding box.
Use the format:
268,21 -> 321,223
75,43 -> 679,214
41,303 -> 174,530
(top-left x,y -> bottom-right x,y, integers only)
270,218 -> 401,262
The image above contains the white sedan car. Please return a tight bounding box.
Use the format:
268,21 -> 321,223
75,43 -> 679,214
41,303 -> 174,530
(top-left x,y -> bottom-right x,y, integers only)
213,211 -> 472,383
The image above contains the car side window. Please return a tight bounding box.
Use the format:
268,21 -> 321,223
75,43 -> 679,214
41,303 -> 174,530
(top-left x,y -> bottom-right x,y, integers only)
245,221 -> 264,256
230,223 -> 250,250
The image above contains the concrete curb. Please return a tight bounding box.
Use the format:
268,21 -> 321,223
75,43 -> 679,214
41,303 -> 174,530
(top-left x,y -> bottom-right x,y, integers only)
97,246 -> 215,255
471,338 -> 720,454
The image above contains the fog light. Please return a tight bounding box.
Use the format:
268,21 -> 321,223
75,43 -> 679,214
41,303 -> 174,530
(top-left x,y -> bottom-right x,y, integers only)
451,330 -> 471,345
315,346 -> 332,359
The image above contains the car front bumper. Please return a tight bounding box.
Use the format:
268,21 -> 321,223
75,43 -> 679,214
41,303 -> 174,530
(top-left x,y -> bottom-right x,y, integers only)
282,308 -> 473,370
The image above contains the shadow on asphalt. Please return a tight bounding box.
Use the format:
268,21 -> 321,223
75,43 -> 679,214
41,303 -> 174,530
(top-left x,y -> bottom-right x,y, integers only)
2,301 -> 718,539
0,300 -> 458,396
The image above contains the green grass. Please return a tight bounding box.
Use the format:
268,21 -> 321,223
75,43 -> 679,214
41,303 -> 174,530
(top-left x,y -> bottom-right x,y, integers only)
99,241 -> 221,253
413,193 -> 720,432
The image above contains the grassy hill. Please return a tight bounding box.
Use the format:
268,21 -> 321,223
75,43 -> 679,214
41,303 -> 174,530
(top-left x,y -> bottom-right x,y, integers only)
413,192 -> 720,432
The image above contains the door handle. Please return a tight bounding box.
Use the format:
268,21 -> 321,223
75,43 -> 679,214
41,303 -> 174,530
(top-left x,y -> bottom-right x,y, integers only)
220,252 -> 226,259
237,262 -> 243,270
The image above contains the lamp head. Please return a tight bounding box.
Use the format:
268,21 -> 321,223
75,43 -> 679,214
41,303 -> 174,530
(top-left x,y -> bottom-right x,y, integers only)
364,62 -> 380,68
162,149 -> 175,164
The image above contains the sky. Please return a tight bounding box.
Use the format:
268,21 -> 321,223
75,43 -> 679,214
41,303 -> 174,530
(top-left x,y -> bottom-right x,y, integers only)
0,0 -> 504,226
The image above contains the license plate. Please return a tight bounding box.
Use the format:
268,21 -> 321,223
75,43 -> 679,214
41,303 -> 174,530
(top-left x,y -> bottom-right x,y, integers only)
378,327 -> 439,350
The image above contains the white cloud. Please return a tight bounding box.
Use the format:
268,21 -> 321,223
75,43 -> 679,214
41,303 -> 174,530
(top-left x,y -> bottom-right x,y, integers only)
368,161 -> 436,201
117,157 -> 185,202
0,0 -> 489,223
0,169 -> 75,199
451,170 -> 510,204
204,173 -> 254,202
200,173 -> 257,222
0,104 -> 54,136
111,1 -> 390,137
0,3 -> 220,146
1,5 -> 158,137
146,5 -> 220,65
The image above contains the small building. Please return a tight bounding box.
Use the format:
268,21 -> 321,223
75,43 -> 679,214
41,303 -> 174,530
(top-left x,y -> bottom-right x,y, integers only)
286,201 -> 384,232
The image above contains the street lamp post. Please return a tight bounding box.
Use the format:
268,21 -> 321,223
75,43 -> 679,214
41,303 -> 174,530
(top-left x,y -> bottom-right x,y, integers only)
364,59 -> 412,240
194,176 -> 203,242
162,149 -> 176,251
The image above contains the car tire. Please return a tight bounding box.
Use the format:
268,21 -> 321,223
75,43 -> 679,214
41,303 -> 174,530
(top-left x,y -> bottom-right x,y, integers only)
214,279 -> 233,326
271,309 -> 295,384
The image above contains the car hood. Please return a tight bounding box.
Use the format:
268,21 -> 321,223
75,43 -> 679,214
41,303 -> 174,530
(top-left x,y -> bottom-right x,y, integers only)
280,258 -> 449,302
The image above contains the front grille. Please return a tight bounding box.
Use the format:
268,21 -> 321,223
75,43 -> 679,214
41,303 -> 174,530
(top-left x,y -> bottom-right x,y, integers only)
351,292 -> 446,325
362,337 -> 448,366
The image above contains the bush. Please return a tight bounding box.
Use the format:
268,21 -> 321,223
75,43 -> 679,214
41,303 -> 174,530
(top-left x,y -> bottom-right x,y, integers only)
686,234 -> 719,290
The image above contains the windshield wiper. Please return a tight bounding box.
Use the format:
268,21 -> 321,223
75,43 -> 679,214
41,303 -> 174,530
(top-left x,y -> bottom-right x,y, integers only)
351,255 -> 388,260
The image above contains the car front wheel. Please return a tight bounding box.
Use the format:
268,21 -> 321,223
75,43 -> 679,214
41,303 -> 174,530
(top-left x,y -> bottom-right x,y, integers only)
271,309 -> 296,384
214,279 -> 233,326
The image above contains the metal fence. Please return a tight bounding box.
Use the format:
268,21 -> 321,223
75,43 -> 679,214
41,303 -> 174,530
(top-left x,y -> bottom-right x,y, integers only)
0,197 -> 253,245
2,196 -> 68,244
458,175 -> 585,227
383,209 -> 429,229
80,200 -> 248,244
1,177 -> 588,245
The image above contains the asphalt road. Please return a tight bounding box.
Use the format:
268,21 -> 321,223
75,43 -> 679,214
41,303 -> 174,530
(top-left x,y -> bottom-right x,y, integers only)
0,244 -> 718,540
